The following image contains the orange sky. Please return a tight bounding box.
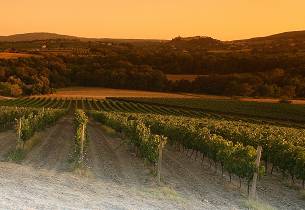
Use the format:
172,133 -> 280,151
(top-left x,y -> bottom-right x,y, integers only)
1,0 -> 305,40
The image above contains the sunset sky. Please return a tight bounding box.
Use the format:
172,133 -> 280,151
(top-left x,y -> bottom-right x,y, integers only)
1,0 -> 305,40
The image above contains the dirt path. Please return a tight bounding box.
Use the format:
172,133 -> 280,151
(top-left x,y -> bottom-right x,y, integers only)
161,147 -> 244,209
86,122 -> 152,185
0,130 -> 16,161
162,147 -> 305,210
22,116 -> 74,171
0,162 -> 218,210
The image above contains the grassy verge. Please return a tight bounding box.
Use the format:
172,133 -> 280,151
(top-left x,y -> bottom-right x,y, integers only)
100,124 -> 118,138
241,199 -> 276,210
7,134 -> 42,162
300,190 -> 305,200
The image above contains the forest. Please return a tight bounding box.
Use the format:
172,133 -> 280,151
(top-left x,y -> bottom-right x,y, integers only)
1,31 -> 305,98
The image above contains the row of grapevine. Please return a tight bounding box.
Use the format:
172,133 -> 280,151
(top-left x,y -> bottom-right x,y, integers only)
90,111 -> 167,165
73,110 -> 89,163
200,118 -> 305,184
16,108 -> 66,147
109,97 -> 305,124
126,112 -> 305,186
0,97 -> 206,117
0,106 -> 40,129
0,97 -> 72,109
90,111 -> 259,187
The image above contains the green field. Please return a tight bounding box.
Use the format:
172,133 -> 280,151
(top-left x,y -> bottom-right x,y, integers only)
0,97 -> 208,118
110,97 -> 305,125
2,96 -> 305,126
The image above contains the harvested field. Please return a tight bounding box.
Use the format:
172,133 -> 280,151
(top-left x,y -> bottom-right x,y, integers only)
39,87 -> 226,99
166,74 -> 204,81
0,52 -> 38,59
239,97 -> 305,105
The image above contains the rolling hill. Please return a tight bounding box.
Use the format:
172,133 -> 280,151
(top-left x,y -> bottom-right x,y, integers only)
0,32 -> 83,42
0,32 -> 164,43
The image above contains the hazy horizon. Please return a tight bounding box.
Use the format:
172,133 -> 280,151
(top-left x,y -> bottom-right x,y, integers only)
1,0 -> 305,40
1,29 -> 305,41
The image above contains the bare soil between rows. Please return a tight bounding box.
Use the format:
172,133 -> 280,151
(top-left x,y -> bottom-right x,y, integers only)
0,130 -> 16,161
22,116 -> 74,171
0,117 -> 304,209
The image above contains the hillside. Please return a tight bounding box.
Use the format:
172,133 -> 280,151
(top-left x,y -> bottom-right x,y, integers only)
241,30 -> 305,42
168,36 -> 224,50
0,32 -> 83,42
1,30 -> 305,43
0,32 -> 164,43
167,30 -> 305,51
0,30 -> 304,50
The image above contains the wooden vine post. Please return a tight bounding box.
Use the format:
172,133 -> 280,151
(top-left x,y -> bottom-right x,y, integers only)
157,137 -> 167,185
16,118 -> 23,149
80,123 -> 86,162
249,145 -> 262,200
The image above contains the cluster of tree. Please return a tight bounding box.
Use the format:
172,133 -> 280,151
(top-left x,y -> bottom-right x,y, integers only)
69,57 -> 166,90
170,69 -> 305,98
0,56 -> 167,97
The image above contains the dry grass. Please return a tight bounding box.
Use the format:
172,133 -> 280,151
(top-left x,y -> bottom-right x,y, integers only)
166,74 -> 202,81
242,199 -> 276,210
100,125 -> 118,138
8,133 -> 42,162
0,96 -> 13,100
239,97 -> 305,105
38,87 -> 213,99
31,86 -> 305,104
0,52 -> 38,59
300,190 -> 305,200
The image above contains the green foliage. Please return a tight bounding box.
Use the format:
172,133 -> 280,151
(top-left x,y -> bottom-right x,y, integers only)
90,111 -> 167,164
134,112 -> 258,181
73,110 -> 89,162
0,106 -> 39,129
16,108 -> 66,143
0,97 -> 206,118
0,82 -> 23,97
94,111 -> 305,184
91,111 -> 258,181
129,112 -> 305,183
7,148 -> 25,163
114,97 -> 305,123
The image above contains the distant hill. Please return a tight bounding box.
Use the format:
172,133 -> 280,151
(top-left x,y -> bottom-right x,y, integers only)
168,36 -> 224,50
0,32 -> 164,43
0,32 -> 83,42
167,30 -> 305,51
239,30 -> 305,42
0,30 -> 305,54
1,30 -> 304,45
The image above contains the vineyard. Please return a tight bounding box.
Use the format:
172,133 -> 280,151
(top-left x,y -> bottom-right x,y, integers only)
111,97 -> 305,124
0,96 -> 305,209
0,97 -> 208,118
